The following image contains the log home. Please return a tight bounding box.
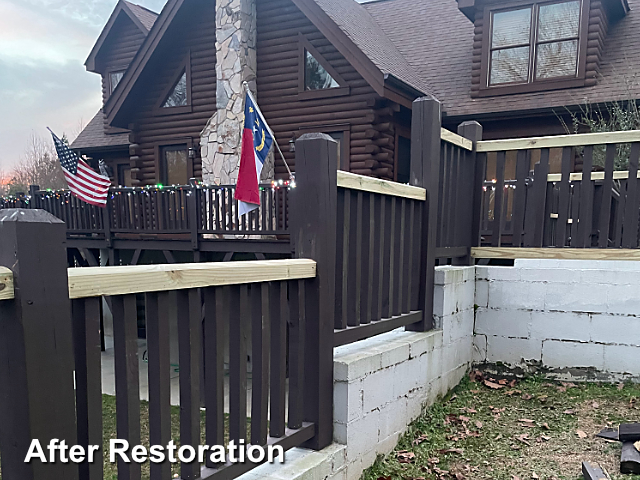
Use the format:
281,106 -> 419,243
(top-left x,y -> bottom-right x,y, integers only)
72,0 -> 638,186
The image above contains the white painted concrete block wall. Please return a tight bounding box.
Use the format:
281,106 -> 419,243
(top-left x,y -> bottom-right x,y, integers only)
331,266 -> 476,480
474,259 -> 640,381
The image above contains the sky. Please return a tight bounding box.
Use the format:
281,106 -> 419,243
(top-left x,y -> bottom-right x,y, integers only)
0,0 -> 167,171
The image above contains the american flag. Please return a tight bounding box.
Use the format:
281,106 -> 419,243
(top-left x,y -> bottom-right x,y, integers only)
50,130 -> 111,207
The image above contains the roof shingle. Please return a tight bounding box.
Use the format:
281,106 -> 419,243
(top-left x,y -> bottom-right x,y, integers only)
124,1 -> 158,31
71,112 -> 129,151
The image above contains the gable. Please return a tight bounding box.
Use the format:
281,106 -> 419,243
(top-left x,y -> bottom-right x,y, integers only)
85,1 -> 156,73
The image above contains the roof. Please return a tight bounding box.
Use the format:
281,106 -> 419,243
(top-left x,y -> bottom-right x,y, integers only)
85,0 -> 158,72
71,112 -> 129,152
364,0 -> 640,121
299,0 -> 434,97
124,1 -> 159,30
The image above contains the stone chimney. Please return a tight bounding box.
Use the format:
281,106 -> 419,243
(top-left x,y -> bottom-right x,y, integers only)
200,0 -> 274,185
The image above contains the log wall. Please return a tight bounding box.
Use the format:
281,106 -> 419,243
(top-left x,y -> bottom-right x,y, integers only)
127,0 -> 216,185
256,0 -> 403,180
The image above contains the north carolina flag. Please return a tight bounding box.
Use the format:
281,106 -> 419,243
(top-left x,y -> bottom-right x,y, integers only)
235,90 -> 274,216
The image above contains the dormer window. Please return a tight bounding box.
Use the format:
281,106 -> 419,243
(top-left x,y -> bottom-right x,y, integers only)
305,50 -> 340,90
481,0 -> 587,95
154,54 -> 192,115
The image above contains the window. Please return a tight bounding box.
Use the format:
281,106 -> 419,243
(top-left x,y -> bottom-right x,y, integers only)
160,145 -> 189,185
484,0 -> 585,93
117,163 -> 132,187
109,71 -> 125,95
298,34 -> 349,99
305,50 -> 340,91
162,71 -> 188,108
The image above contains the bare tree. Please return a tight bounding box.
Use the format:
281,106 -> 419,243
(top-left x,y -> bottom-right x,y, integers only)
8,133 -> 67,194
0,169 -> 8,196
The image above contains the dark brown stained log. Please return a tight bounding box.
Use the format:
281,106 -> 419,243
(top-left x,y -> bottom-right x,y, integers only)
582,461 -> 607,480
112,294 -> 141,480
146,292 -> 172,480
621,442 -> 640,474
620,423 -> 640,442
289,133 -> 337,450
0,210 -> 79,480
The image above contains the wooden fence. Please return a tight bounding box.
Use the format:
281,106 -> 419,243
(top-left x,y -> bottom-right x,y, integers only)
0,106 -> 451,480
473,130 -> 640,259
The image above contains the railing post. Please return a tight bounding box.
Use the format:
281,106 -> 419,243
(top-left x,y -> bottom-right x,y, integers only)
0,209 -> 78,480
29,185 -> 40,209
289,133 -> 337,450
457,121 -> 484,265
103,192 -> 112,248
188,178 -> 199,250
408,96 -> 441,332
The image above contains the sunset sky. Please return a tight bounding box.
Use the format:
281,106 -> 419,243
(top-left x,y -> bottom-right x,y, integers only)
0,0 -> 167,171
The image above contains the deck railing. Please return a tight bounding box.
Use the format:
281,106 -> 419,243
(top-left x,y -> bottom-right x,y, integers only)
473,130 -> 640,259
3,182 -> 289,242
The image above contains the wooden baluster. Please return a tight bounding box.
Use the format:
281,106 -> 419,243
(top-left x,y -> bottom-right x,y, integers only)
72,297 -> 103,480
251,283 -> 270,445
287,280 -> 305,430
492,151 -> 506,247
373,194 -> 385,322
111,294 -> 141,480
146,292 -> 171,480
511,150 -> 529,247
178,289 -> 202,479
381,196 -> 393,319
598,144 -> 616,247
203,286 -> 225,468
269,282 -> 287,438
577,146 -> 595,247
360,192 -> 374,324
347,191 -> 361,326
555,147 -> 573,247
229,285 -> 247,444
334,188 -> 348,329
622,143 -> 640,248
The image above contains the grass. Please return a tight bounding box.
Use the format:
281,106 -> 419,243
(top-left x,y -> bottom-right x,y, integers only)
363,373 -> 640,480
101,395 -> 222,480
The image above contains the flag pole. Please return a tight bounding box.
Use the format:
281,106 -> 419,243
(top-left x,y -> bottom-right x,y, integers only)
242,82 -> 294,180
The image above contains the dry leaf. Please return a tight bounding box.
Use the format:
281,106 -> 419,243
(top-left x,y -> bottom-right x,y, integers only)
484,380 -> 505,390
634,440 -> 640,451
522,393 -> 533,400
592,401 -> 599,409
563,409 -> 576,415
516,434 -> 532,446
618,383 -> 625,391
576,430 -> 588,439
541,422 -> 550,430
412,434 -> 428,446
438,448 -> 464,455
475,420 -> 483,429
396,450 -> 415,463
532,472 -> 539,479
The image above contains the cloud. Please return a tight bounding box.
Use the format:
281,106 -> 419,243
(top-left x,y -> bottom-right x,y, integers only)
0,0 -> 166,170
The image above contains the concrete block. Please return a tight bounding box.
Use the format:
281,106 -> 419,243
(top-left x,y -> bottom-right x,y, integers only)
434,265 -> 474,286
542,340 -> 605,370
475,308 -> 531,338
342,411 -> 380,462
607,284 -> 640,315
334,351 -> 381,382
334,379 -> 363,425
475,279 -> 489,308
488,280 -> 546,310
434,280 -> 475,318
604,344 -> 640,375
591,314 -> 640,346
530,311 -> 591,342
486,336 -> 542,365
544,282 -> 607,313
378,402 -> 406,441
444,309 -> 475,344
393,358 -> 421,399
376,432 -> 401,457
362,367 -> 395,412
476,266 -> 521,281
409,331 -> 441,358
517,268 -> 578,283
473,334 -> 487,363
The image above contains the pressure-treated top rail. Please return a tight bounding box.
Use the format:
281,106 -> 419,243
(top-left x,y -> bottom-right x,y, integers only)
67,259 -> 317,299
477,129 -> 640,152
0,267 -> 14,300
337,170 -> 426,201
441,128 -> 473,151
